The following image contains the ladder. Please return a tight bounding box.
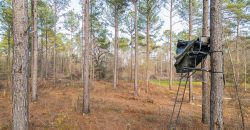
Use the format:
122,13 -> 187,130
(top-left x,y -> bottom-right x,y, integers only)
168,73 -> 192,129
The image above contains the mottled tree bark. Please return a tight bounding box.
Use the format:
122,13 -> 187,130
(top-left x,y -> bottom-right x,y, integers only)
83,0 -> 90,114
12,0 -> 29,129
32,0 -> 38,101
210,0 -> 224,129
201,0 -> 210,124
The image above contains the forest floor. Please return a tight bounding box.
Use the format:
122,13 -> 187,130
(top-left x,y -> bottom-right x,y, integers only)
0,79 -> 249,130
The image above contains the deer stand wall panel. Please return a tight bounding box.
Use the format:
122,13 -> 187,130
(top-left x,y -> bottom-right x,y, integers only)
174,38 -> 210,73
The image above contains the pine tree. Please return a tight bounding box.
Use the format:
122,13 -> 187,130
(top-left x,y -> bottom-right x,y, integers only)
31,0 -> 38,101
12,0 -> 29,129
139,0 -> 163,93
83,0 -> 90,114
105,0 -> 129,89
133,0 -> 139,96
210,0 -> 224,129
201,0 -> 209,124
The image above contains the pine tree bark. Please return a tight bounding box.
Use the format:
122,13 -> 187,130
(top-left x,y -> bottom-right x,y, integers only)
83,0 -> 90,114
133,0 -> 138,96
169,0 -> 173,90
32,0 -> 38,101
12,0 -> 29,129
210,0 -> 224,129
201,0 -> 210,124
188,0 -> 193,104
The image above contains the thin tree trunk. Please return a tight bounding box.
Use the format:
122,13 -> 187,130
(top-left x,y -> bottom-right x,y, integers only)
160,54 -> 163,76
236,20 -> 240,82
53,4 -> 57,86
169,0 -> 173,90
113,10 -> 118,89
40,35 -> 44,78
81,25 -> 84,83
32,0 -> 38,101
7,30 -> 11,90
70,33 -> 73,84
130,32 -> 133,82
244,44 -> 247,91
188,0 -> 193,104
228,43 -> 245,130
210,0 -> 224,129
146,19 -> 150,93
45,29 -> 48,80
83,0 -> 90,114
12,0 -> 29,129
134,0 -> 138,96
201,0 -> 209,124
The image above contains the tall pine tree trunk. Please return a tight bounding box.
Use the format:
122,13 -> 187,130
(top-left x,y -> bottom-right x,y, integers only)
244,44 -> 247,91
32,0 -> 38,101
133,0 -> 138,96
12,0 -> 29,129
146,19 -> 150,93
236,20 -> 240,82
201,0 -> 209,124
83,0 -> 90,114
188,0 -> 193,104
7,30 -> 11,90
130,32 -> 133,82
210,0 -> 224,129
53,4 -> 57,86
45,29 -> 48,80
113,10 -> 118,89
169,0 -> 173,90
40,34 -> 44,78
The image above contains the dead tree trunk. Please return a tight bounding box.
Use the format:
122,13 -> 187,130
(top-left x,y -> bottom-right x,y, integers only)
210,0 -> 224,129
32,0 -> 38,101
12,0 -> 29,129
83,0 -> 90,114
201,0 -> 209,124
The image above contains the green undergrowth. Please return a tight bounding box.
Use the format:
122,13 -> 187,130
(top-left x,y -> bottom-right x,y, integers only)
150,80 -> 202,87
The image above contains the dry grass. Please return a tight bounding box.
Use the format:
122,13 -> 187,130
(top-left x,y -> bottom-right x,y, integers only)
0,80 -> 249,130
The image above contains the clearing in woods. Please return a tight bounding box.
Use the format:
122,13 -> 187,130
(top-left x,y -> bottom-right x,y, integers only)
0,80 -> 249,129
